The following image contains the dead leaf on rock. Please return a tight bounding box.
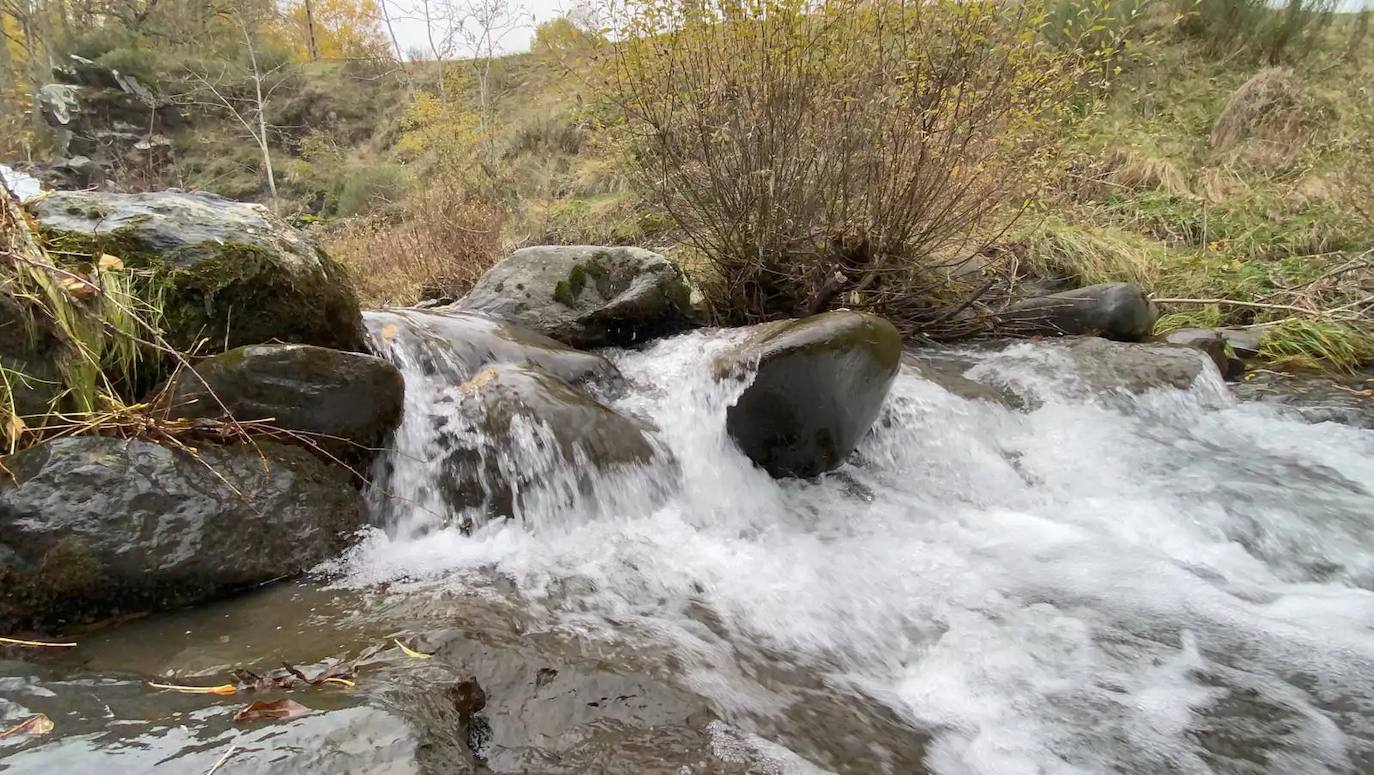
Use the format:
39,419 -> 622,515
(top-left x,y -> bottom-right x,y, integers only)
0,713 -> 54,739
232,698 -> 311,724
393,638 -> 433,660
379,323 -> 398,345
58,276 -> 97,300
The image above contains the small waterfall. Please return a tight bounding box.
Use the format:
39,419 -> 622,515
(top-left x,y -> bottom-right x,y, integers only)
350,313 -> 1374,774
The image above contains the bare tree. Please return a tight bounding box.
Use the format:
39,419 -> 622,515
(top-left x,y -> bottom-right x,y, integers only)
180,12 -> 289,201
452,0 -> 522,164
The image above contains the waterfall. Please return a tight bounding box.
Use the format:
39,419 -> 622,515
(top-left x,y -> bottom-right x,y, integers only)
352,313 -> 1374,774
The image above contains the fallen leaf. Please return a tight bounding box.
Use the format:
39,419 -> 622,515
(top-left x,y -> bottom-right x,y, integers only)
0,713 -> 53,739
97,253 -> 124,270
0,635 -> 77,648
232,698 -> 311,724
5,413 -> 26,443
394,638 -> 433,660
148,681 -> 238,695
58,276 -> 97,300
379,323 -> 398,344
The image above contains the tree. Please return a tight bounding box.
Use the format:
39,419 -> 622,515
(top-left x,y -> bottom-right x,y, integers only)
279,0 -> 389,60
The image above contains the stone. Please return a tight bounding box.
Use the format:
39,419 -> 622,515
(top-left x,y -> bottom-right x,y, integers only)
29,190 -> 366,354
1002,282 -> 1157,342
365,308 -> 622,387
965,337 -> 1213,406
441,364 -> 665,519
1231,369 -> 1374,429
161,344 -> 405,455
718,310 -> 902,478
454,245 -> 697,348
0,437 -> 364,631
1156,327 -> 1244,380
1219,325 -> 1267,359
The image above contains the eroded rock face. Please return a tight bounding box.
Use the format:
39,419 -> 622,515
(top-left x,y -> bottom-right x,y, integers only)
1002,283 -> 1157,342
29,190 -> 365,354
0,437 -> 364,631
719,310 -> 902,478
454,246 -> 697,348
440,364 -> 666,519
365,308 -> 622,387
37,55 -> 182,167
162,344 -> 405,455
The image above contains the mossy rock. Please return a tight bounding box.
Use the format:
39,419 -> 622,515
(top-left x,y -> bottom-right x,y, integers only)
716,310 -> 902,478
28,190 -> 366,354
0,436 -> 364,632
455,245 -> 698,348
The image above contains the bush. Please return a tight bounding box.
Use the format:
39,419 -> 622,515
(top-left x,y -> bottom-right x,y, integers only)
337,163 -> 412,216
1175,0 -> 1337,63
600,0 -> 1085,336
324,181 -> 506,306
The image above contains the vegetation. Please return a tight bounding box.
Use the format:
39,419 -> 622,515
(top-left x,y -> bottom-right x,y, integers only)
2,0 -> 1372,369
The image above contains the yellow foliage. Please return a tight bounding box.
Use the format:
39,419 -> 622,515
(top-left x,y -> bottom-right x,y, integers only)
278,0 -> 390,61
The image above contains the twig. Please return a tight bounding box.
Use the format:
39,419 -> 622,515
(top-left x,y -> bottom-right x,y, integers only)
204,740 -> 239,775
1150,297 -> 1347,317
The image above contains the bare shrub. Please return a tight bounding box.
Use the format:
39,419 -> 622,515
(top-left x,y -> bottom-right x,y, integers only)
600,0 -> 1085,337
324,181 -> 506,307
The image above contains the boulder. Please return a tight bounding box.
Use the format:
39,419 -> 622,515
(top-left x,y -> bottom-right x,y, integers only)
365,308 -> 621,387
29,190 -> 366,354
453,246 -> 697,348
0,437 -> 364,631
1219,325 -> 1267,359
1002,282 -> 1157,342
0,279 -> 67,419
965,337 -> 1212,406
718,310 -> 902,478
161,344 -> 405,455
441,364 -> 665,519
1157,327 -> 1244,380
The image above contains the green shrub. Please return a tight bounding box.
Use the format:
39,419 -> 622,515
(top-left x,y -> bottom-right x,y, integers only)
337,164 -> 412,217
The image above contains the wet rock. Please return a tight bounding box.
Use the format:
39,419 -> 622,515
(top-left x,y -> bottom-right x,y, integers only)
0,293 -> 67,418
966,337 -> 1213,406
443,364 -> 665,518
1220,325 -> 1267,359
719,310 -> 902,478
0,437 -> 364,631
1157,327 -> 1244,380
29,190 -> 365,354
161,344 -> 405,455
454,245 -> 697,348
1231,370 -> 1374,429
1002,282 -> 1157,341
902,351 -> 1016,406
366,307 -> 621,387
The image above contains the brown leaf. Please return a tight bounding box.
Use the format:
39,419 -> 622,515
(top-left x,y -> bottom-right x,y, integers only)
0,713 -> 54,739
233,698 -> 311,724
58,276 -> 98,300
379,323 -> 398,344
97,253 -> 124,270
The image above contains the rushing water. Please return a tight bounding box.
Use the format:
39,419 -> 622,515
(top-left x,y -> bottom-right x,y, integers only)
6,316 -> 1373,773
343,316 -> 1374,774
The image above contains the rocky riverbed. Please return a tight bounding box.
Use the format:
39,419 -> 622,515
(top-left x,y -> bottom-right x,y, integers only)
3,189 -> 1373,773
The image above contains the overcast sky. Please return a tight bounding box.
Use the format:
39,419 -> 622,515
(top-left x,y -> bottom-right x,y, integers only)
381,0 -> 576,58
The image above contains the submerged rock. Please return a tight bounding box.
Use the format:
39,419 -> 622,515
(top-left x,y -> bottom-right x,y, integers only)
443,364 -> 665,519
1003,282 -> 1157,341
1231,369 -> 1374,429
454,245 -> 697,348
719,310 -> 902,478
28,190 -> 365,354
965,337 -> 1214,406
161,344 -> 404,455
0,437 -> 364,631
365,307 -> 621,387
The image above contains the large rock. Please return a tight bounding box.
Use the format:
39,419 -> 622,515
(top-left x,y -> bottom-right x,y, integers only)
29,190 -> 366,354
365,307 -> 621,387
718,310 -> 901,478
454,246 -> 697,348
1157,327 -> 1245,380
442,364 -> 665,520
1002,282 -> 1157,342
0,437 -> 364,631
38,55 -> 182,163
161,344 -> 405,455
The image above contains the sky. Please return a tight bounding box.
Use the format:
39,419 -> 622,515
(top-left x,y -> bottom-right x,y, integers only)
381,0 -> 576,58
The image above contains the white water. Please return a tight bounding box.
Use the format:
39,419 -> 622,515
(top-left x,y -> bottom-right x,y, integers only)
347,322 -> 1374,774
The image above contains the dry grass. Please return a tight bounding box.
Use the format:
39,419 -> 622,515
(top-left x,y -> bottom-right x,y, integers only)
324,181 -> 507,307
1013,218 -> 1163,287
1210,67 -> 1321,170
1100,147 -> 1192,196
